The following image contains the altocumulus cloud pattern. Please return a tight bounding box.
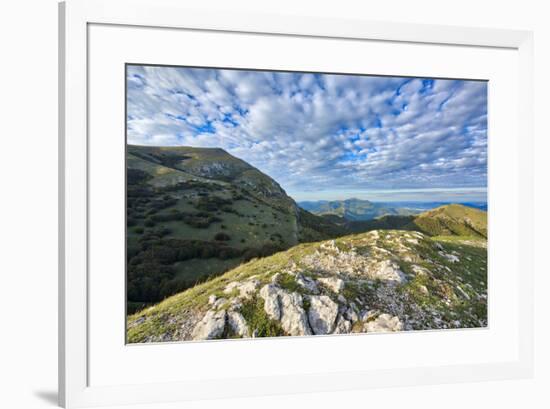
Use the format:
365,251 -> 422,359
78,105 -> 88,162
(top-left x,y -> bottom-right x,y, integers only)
126,65 -> 487,201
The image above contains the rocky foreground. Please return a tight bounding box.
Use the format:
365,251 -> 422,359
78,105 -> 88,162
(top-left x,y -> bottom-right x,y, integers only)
127,230 -> 487,343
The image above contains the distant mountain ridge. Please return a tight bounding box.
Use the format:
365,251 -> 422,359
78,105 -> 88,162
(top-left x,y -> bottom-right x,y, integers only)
299,198 -> 487,221
298,198 -> 418,221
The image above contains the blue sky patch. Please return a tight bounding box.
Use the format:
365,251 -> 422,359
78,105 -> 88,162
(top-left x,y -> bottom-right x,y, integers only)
126,66 -> 487,202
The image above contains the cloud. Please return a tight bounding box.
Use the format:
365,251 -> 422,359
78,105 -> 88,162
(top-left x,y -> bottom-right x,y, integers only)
127,65 -> 487,201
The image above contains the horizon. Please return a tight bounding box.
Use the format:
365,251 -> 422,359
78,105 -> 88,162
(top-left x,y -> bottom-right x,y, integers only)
127,66 -> 487,202
288,187 -> 487,203
295,197 -> 488,205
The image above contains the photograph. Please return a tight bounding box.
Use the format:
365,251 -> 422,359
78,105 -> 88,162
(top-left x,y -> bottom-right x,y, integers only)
125,65 -> 488,343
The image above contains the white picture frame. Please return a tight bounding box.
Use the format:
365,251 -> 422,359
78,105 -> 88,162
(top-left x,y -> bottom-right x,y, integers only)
59,0 -> 534,407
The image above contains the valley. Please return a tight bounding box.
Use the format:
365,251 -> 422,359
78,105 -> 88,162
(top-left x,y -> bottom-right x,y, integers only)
126,145 -> 488,341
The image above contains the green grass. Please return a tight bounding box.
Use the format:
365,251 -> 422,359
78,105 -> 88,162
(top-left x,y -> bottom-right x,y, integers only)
173,257 -> 243,284
277,272 -> 301,293
239,296 -> 285,337
127,229 -> 488,342
413,204 -> 487,238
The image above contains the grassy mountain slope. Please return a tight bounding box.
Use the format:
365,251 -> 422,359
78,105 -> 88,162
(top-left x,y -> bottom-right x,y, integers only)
127,145 -> 346,312
413,204 -> 487,238
347,204 -> 487,238
128,229 -> 487,343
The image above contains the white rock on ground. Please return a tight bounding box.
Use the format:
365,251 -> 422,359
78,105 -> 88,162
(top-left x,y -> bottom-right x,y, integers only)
364,313 -> 403,333
259,284 -> 311,336
212,298 -> 227,309
333,315 -> 352,334
344,306 -> 359,323
455,285 -> 471,300
224,279 -> 260,299
259,284 -> 281,320
411,264 -> 429,276
439,251 -> 460,263
318,277 -> 345,293
419,285 -> 429,295
191,309 -> 227,340
371,260 -> 406,283
320,240 -> 339,253
278,291 -> 312,336
295,273 -> 320,294
227,311 -> 249,337
308,295 -> 338,335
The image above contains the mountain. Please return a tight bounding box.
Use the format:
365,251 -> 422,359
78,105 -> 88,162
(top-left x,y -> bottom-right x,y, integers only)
413,204 -> 487,237
127,229 -> 487,342
346,204 -> 487,238
298,198 -> 418,221
300,199 -> 488,221
126,145 -> 346,313
377,201 -> 488,212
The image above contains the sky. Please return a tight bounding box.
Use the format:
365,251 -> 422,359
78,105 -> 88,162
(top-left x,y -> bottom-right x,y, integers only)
126,65 -> 488,203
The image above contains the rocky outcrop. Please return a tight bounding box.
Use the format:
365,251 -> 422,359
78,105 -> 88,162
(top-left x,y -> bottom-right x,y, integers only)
191,310 -> 227,340
227,311 -> 249,337
308,295 -> 338,335
128,229 -> 488,343
318,277 -> 345,293
259,284 -> 311,336
364,313 -> 403,333
371,260 -> 406,283
295,273 -> 320,294
224,279 -> 260,299
333,316 -> 353,334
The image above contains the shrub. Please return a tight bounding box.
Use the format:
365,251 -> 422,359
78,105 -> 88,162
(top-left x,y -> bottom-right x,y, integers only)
127,168 -> 152,185
214,232 -> 231,241
240,296 -> 284,337
196,196 -> 233,212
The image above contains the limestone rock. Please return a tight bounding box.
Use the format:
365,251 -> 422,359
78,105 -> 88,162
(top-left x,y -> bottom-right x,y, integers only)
278,291 -> 312,336
364,313 -> 403,333
259,284 -> 311,336
308,295 -> 338,335
191,310 -> 227,340
259,284 -> 281,320
224,279 -> 260,299
227,311 -> 249,337
455,285 -> 471,300
333,315 -> 352,334
318,277 -> 345,293
212,297 -> 227,309
411,264 -> 430,277
439,251 -> 460,263
295,273 -> 320,294
344,306 -> 359,323
371,260 -> 406,283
